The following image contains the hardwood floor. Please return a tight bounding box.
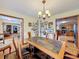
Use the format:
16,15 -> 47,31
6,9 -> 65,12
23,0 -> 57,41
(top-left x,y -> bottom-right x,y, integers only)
5,52 -> 16,59
0,52 -> 4,59
3,52 -> 79,59
5,52 -> 43,59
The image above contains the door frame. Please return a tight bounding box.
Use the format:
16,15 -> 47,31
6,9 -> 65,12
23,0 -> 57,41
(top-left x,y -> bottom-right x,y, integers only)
0,14 -> 24,44
56,15 -> 79,49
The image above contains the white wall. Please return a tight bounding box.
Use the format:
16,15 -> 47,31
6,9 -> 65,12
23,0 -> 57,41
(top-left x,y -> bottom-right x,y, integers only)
0,7 -> 36,39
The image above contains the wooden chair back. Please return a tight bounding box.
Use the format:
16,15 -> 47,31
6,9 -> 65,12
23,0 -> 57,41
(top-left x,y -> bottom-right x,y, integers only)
28,32 -> 31,39
13,39 -> 19,51
13,39 -> 17,50
58,41 -> 66,59
13,39 -> 22,59
18,42 -> 23,59
13,39 -> 17,51
57,36 -> 67,59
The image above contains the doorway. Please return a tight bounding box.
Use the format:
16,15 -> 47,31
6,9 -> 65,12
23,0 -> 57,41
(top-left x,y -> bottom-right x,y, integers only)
0,14 -> 24,43
56,16 -> 77,46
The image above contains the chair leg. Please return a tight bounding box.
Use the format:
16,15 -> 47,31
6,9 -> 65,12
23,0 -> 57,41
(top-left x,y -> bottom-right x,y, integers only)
9,46 -> 11,54
15,51 -> 20,59
28,45 -> 33,59
4,55 -> 6,59
28,53 -> 32,59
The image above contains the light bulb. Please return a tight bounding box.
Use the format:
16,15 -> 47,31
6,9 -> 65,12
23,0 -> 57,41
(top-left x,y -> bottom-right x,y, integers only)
45,10 -> 49,14
38,11 -> 42,16
43,14 -> 46,19
43,14 -> 46,18
48,13 -> 51,17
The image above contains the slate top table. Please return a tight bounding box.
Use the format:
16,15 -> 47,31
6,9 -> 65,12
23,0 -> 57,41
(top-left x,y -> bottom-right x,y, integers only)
26,37 -> 66,59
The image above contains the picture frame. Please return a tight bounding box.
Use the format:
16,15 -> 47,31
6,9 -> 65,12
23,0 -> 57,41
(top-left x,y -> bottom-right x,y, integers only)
28,22 -> 32,27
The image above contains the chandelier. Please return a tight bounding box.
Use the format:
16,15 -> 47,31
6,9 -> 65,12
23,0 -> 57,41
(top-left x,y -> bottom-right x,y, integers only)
38,0 -> 51,19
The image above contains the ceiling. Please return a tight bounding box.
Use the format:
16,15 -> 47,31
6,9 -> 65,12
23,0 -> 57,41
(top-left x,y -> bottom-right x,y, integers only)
0,0 -> 79,17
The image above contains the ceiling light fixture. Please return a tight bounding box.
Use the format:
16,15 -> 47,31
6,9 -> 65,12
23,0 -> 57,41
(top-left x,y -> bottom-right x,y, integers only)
38,0 -> 51,19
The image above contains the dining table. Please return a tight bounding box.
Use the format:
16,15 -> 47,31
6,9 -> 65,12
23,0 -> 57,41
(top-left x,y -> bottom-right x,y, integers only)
26,37 -> 66,59
0,40 -> 11,59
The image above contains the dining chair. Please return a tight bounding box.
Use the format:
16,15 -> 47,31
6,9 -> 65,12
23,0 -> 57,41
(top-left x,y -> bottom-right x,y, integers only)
27,32 -> 35,55
57,36 -> 79,59
65,54 -> 79,59
58,41 -> 67,59
13,39 -> 19,58
13,39 -> 30,59
28,32 -> 31,39
65,41 -> 79,58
